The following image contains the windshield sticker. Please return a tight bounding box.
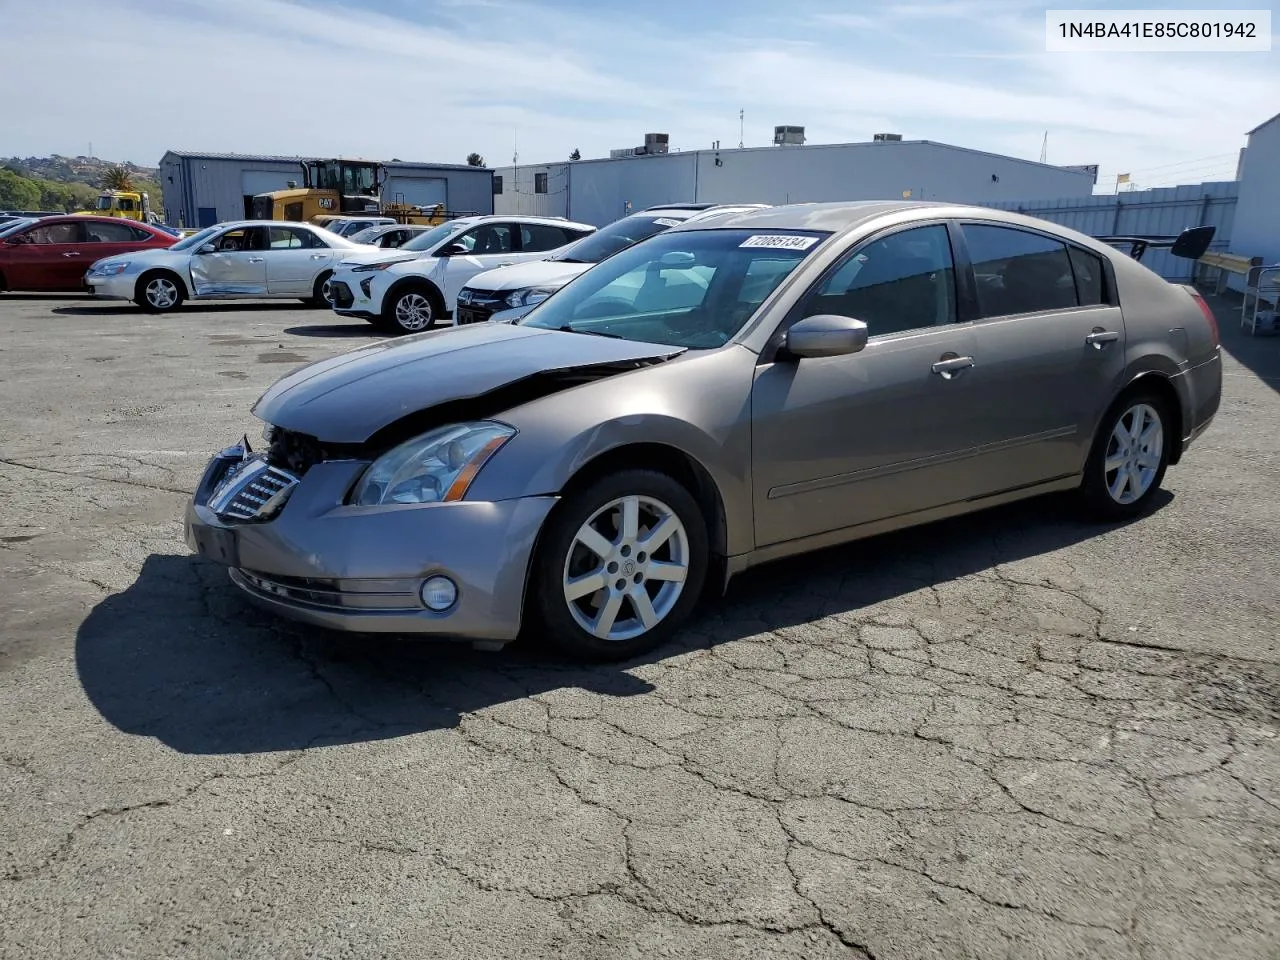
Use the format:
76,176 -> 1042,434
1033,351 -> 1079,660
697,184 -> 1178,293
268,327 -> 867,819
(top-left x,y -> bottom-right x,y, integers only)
653,217 -> 684,227
739,234 -> 819,250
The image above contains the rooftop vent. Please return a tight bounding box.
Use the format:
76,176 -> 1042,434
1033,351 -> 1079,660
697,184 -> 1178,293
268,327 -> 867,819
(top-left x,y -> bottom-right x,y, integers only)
774,125 -> 806,146
873,133 -> 903,142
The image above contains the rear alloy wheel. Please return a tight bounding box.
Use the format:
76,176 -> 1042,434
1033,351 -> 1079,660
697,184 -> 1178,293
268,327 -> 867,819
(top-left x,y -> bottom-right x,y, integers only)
1080,390 -> 1170,521
533,469 -> 708,661
305,271 -> 333,308
385,289 -> 435,334
136,272 -> 184,313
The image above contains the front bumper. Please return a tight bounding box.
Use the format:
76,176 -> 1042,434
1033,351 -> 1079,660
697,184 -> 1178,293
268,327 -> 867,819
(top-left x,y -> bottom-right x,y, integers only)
329,270 -> 383,319
184,448 -> 556,643
85,272 -> 135,299
455,289 -> 507,325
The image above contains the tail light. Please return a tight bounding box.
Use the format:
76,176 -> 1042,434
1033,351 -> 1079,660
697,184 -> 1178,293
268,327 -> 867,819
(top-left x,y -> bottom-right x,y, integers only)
1187,287 -> 1219,348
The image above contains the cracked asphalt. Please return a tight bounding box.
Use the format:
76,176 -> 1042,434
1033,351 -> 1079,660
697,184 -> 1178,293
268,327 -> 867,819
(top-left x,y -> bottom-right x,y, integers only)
1,292 -> 1278,960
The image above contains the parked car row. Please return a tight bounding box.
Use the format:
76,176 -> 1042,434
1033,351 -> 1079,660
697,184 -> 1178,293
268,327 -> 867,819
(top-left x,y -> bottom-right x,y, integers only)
182,200 -> 1223,662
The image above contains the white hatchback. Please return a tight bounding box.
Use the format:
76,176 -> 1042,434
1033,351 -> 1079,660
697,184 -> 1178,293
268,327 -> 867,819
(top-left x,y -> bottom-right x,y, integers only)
327,215 -> 596,334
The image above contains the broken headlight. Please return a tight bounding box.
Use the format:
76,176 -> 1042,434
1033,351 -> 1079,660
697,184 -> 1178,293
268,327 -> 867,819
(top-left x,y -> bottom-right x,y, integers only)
350,421 -> 515,506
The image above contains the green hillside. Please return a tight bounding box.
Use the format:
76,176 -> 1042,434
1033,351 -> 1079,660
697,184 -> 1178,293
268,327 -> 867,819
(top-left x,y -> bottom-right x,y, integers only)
0,154 -> 163,213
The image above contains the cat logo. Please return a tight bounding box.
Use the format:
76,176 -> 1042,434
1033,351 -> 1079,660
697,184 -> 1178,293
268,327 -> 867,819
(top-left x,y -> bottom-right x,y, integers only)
319,198 -> 336,210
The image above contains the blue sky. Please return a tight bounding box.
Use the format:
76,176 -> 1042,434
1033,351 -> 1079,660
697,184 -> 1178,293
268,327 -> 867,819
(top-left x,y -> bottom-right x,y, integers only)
1,0 -> 1275,192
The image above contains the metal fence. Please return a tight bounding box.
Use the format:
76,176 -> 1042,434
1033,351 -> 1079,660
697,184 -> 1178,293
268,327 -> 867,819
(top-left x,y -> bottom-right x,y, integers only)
983,180 -> 1239,282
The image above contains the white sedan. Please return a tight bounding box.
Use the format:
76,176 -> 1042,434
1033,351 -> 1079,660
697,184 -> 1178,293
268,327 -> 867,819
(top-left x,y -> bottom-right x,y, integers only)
327,214 -> 596,334
84,220 -> 372,312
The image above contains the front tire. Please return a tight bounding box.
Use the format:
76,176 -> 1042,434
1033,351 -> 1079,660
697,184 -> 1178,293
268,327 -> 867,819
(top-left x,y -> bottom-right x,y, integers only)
381,286 -> 438,334
532,469 -> 708,662
1079,387 -> 1171,521
135,271 -> 184,313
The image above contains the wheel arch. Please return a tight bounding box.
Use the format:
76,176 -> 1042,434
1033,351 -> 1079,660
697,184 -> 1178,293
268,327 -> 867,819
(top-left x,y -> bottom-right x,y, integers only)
384,275 -> 445,315
1104,370 -> 1186,466
135,266 -> 190,300
516,441 -> 732,634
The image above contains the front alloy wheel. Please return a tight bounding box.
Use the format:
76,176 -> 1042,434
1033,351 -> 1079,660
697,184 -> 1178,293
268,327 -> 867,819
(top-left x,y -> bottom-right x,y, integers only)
1081,390 -> 1170,520
390,291 -> 434,333
138,273 -> 183,312
534,469 -> 708,661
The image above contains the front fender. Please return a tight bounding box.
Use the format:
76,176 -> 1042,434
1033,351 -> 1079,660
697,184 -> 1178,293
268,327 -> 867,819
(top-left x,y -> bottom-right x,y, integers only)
464,346 -> 759,556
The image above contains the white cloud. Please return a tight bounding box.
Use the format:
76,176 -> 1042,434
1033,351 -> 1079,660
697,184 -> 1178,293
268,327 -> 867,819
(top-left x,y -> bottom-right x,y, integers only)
0,0 -> 1273,193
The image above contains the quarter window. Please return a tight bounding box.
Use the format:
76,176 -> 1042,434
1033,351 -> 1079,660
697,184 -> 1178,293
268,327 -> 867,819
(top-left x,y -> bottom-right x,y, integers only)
1068,245 -> 1106,306
800,224 -> 957,335
963,224 -> 1078,317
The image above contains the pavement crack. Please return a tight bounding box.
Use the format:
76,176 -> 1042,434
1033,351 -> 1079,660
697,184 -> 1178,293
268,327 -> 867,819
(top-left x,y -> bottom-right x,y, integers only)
0,457 -> 190,496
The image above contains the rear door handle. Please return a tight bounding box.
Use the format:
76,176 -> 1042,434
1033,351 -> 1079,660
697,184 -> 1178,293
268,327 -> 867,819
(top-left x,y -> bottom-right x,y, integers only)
1086,329 -> 1119,348
931,355 -> 975,378
310,254 -> 326,260
248,257 -> 265,263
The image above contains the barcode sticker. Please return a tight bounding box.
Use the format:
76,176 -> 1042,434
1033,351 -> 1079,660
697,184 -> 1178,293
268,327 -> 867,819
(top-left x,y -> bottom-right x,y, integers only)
739,234 -> 819,250
653,217 -> 684,227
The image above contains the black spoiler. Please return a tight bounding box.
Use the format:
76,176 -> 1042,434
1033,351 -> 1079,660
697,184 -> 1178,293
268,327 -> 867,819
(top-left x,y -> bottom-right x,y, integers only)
1097,224 -> 1215,263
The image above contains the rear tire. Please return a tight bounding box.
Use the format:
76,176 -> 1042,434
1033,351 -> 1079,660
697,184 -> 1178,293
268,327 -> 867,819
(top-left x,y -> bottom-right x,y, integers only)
531,469 -> 708,662
1079,386 -> 1172,521
305,271 -> 333,308
135,271 -> 184,313
380,285 -> 440,335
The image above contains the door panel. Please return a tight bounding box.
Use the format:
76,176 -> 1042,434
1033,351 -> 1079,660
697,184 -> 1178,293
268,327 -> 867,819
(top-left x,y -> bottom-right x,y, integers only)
751,326 -> 985,546
956,223 -> 1128,486
437,222 -> 523,308
3,221 -> 88,289
189,227 -> 268,295
265,226 -> 324,295
751,221 -> 993,547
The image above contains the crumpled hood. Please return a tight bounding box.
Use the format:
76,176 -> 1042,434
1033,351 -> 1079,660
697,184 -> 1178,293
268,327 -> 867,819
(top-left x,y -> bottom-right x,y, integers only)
252,321 -> 687,443
466,259 -> 592,293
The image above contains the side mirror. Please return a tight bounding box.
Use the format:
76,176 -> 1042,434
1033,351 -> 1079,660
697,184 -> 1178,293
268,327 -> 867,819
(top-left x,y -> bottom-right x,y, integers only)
783,314 -> 869,359
439,242 -> 468,256
198,242 -> 217,254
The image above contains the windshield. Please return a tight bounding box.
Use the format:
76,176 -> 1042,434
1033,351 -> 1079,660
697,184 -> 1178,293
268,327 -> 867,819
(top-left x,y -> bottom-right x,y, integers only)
348,227 -> 382,244
401,220 -> 471,252
0,218 -> 35,238
96,195 -> 114,210
520,228 -> 829,348
554,213 -> 686,264
167,226 -> 222,251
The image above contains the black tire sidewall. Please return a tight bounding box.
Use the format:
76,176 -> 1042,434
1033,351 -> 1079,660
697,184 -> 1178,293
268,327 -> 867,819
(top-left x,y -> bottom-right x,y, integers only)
310,271 -> 333,308
135,271 -> 184,313
532,469 -> 709,662
1081,387 -> 1172,521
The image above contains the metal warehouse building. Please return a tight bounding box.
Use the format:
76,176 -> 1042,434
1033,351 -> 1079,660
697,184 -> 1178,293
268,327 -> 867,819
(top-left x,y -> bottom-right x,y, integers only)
494,130 -> 1097,226
157,151 -> 495,228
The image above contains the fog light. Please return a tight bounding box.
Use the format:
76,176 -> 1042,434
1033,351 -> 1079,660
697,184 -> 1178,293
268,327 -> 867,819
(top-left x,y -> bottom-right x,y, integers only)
420,575 -> 457,611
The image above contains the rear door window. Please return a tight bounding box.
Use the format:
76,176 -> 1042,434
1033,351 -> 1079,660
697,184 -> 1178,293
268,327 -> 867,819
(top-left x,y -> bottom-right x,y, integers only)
962,224 -> 1080,317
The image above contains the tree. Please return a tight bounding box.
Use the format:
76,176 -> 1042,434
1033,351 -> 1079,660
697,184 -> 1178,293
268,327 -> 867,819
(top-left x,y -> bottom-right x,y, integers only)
0,169 -> 40,209
569,148 -> 581,161
101,164 -> 133,191
466,152 -> 485,167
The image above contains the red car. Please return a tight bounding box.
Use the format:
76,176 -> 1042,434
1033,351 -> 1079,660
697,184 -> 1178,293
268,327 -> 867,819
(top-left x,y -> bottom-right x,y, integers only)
0,215 -> 176,293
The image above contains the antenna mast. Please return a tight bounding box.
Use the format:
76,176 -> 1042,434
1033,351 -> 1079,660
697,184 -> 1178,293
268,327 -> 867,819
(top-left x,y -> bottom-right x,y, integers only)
739,110 -> 744,149
1039,131 -> 1048,163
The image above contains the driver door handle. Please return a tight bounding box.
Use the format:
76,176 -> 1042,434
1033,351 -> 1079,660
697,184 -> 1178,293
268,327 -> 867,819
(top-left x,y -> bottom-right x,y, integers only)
1086,329 -> 1119,348
62,252 -> 82,257
931,355 -> 975,377
247,257 -> 265,263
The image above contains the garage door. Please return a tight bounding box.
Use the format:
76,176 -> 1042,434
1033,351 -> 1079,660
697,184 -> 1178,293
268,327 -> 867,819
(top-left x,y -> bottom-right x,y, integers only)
383,177 -> 448,208
241,170 -> 300,195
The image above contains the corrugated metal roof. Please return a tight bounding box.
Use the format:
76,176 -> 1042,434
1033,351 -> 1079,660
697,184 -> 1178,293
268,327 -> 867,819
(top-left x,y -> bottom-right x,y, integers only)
160,150 -> 491,173
1246,112 -> 1280,136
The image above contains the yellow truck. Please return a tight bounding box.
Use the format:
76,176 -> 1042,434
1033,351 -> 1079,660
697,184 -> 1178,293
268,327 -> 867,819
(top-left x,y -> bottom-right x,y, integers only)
250,159 -> 454,227
75,190 -> 161,223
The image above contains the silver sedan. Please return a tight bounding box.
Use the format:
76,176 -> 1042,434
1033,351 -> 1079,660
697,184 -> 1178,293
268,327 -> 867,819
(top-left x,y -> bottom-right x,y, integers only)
84,220 -> 371,311
185,201 -> 1222,661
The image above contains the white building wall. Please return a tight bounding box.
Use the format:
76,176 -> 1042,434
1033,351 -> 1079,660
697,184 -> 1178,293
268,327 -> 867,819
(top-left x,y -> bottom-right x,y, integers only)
1226,114 -> 1280,291
493,163 -> 570,218
693,141 -> 1094,206
564,153 -> 699,226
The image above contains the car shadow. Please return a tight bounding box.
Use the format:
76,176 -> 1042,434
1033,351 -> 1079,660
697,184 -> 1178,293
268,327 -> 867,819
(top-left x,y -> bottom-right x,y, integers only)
76,490 -> 1170,756
53,302 -> 312,317
1206,290 -> 1280,396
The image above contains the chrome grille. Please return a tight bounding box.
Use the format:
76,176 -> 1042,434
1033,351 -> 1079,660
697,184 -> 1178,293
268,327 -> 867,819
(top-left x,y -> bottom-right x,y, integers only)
208,456 -> 299,522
